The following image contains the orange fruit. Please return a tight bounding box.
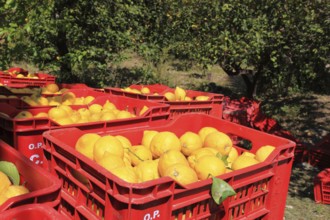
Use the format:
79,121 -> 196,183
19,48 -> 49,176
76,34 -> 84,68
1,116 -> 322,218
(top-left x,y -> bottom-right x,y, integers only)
150,131 -> 181,158
0,185 -> 30,205
158,150 -> 189,176
203,131 -> 233,156
198,126 -> 218,143
75,133 -> 101,160
195,96 -> 209,101
134,159 -> 159,182
231,155 -> 259,171
255,145 -> 275,162
89,112 -> 102,122
36,96 -> 49,106
141,130 -> 159,149
73,97 -> 85,105
163,163 -> 198,185
194,155 -> 226,180
97,152 -> 125,171
128,145 -> 153,166
93,135 -> 124,162
179,131 -> 203,156
77,108 -> 91,118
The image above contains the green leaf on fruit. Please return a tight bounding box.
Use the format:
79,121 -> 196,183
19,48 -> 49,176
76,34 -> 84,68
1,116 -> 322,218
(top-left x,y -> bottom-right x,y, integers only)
0,161 -> 20,185
216,152 -> 228,166
211,177 -> 236,205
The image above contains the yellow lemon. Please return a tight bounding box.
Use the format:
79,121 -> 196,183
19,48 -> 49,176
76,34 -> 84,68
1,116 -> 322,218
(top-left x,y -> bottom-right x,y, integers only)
93,135 -> 124,162
75,133 -> 101,160
111,166 -> 138,183
150,131 -> 181,158
174,86 -> 186,101
14,111 -> 33,119
231,155 -> 259,171
187,147 -> 218,169
34,112 -> 48,118
116,110 -> 132,119
227,147 -> 239,168
158,150 -> 189,176
194,155 -> 226,180
179,131 -> 203,156
97,152 -> 125,171
255,145 -> 276,162
0,171 -> 11,195
115,135 -> 132,150
100,111 -> 117,121
45,83 -> 59,93
89,104 -> 103,114
141,130 -> 159,149
134,159 -> 159,182
198,126 -> 218,143
128,145 -> 153,166
48,107 -> 68,120
164,92 -> 176,101
103,100 -> 116,110
139,105 -> 149,116
203,131 -> 233,156
140,87 -> 150,94
84,96 -> 95,104
163,163 -> 198,186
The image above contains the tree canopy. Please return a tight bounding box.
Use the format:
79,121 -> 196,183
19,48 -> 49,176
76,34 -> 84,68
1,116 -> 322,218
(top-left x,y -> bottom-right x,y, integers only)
0,0 -> 329,97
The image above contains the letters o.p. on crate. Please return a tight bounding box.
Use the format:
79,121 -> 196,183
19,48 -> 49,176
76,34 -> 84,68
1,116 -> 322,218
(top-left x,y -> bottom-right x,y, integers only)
43,113 -> 295,220
0,94 -> 169,166
0,140 -> 61,212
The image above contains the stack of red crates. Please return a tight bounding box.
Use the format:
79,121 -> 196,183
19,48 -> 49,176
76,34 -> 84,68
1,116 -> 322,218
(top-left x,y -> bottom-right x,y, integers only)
314,168 -> 330,205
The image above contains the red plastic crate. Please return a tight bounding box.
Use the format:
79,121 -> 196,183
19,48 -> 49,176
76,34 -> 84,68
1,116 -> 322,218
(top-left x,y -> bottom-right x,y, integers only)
0,204 -> 70,220
308,134 -> 330,169
0,72 -> 56,87
314,168 -> 330,205
104,84 -> 170,101
43,113 -> 295,220
105,84 -> 224,118
0,95 -> 169,166
0,88 -> 107,109
0,139 -> 61,211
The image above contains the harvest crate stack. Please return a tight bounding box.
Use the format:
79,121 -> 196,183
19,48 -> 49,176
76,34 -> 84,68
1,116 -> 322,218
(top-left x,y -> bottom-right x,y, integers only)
0,77 -> 296,220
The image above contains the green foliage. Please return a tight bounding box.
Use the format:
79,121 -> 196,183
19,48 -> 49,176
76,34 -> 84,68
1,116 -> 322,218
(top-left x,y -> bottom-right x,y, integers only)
0,0 -> 328,96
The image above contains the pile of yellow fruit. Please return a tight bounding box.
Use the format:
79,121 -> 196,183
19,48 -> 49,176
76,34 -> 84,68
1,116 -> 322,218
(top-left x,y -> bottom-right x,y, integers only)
164,86 -> 210,101
121,86 -> 210,101
75,127 -> 275,185
121,86 -> 154,95
14,101 -> 149,125
0,171 -> 29,206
